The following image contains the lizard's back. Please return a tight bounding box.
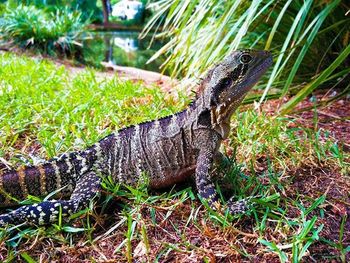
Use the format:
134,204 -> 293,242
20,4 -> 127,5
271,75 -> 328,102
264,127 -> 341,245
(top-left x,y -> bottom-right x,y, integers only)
104,109 -> 206,189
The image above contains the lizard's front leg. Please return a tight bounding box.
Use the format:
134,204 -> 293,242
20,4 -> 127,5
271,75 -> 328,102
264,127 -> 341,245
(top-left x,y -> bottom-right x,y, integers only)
195,150 -> 220,209
196,150 -> 250,215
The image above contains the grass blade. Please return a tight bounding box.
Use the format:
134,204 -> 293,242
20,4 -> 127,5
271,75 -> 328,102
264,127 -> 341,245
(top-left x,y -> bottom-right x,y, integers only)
280,43 -> 350,114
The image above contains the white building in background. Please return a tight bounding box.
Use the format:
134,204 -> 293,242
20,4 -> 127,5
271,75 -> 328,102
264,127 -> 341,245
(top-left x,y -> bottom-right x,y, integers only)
111,0 -> 144,21
113,37 -> 138,52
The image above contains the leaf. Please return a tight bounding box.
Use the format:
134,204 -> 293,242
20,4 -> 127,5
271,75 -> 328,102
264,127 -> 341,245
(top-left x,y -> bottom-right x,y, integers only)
259,239 -> 288,263
281,0 -> 341,95
62,226 -> 86,233
259,0 -> 314,104
280,43 -> 350,114
20,252 -> 36,263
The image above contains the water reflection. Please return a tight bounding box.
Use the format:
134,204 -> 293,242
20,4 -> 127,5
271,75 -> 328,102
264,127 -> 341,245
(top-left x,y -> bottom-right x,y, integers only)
81,31 -> 167,73
113,37 -> 138,53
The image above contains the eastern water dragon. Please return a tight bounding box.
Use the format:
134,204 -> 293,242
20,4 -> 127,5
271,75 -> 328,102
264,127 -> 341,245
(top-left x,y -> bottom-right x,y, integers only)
0,50 -> 272,227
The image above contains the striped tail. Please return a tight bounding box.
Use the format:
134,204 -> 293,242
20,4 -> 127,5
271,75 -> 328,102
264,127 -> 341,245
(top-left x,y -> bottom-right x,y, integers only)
0,148 -> 98,208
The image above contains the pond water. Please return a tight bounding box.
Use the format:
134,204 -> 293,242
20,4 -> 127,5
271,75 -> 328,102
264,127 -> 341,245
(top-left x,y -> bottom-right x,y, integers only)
79,31 -> 168,74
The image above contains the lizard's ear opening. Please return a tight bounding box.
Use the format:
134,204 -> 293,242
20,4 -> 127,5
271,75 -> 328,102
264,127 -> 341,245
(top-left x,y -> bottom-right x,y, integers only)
197,108 -> 211,127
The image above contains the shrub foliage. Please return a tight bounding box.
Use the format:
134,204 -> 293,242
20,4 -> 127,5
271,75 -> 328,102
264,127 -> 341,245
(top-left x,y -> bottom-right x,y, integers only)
0,5 -> 87,54
143,0 -> 350,113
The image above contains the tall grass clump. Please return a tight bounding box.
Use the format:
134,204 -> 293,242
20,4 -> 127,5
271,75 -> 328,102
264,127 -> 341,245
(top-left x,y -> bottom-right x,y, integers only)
143,0 -> 350,113
0,5 -> 87,55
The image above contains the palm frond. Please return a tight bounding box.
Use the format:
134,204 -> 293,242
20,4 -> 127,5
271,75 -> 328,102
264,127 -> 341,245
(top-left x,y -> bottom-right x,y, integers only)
143,0 -> 350,111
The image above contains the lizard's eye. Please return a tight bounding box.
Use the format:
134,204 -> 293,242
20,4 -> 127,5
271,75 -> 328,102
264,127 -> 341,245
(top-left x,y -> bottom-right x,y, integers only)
222,77 -> 232,86
240,54 -> 252,64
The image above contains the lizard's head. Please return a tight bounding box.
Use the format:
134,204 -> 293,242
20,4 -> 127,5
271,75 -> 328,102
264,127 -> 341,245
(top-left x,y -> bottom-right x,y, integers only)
196,49 -> 272,137
206,49 -> 272,110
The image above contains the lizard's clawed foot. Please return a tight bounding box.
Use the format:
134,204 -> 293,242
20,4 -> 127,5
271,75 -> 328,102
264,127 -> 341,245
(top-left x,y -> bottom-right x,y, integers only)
227,196 -> 253,215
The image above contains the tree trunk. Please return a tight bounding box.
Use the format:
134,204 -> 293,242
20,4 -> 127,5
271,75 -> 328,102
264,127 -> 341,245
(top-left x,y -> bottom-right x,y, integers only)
102,0 -> 109,25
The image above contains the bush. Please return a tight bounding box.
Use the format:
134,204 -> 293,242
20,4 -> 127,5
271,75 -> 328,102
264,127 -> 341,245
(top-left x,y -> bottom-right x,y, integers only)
0,5 -> 87,54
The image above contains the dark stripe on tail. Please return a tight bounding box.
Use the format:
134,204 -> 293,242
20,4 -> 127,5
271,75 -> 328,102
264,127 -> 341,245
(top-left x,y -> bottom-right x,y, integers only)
24,166 -> 42,196
0,173 -> 7,203
2,170 -> 24,200
44,163 -> 58,193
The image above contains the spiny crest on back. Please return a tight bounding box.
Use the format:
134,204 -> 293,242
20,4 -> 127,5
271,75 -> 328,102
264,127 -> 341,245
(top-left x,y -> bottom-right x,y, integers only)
195,67 -> 215,98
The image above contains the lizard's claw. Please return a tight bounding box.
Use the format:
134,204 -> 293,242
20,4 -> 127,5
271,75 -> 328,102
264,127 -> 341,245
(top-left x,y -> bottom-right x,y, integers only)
227,196 -> 253,215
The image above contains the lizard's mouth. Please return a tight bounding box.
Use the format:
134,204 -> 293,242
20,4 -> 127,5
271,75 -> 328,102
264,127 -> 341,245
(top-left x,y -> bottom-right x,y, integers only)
235,54 -> 273,98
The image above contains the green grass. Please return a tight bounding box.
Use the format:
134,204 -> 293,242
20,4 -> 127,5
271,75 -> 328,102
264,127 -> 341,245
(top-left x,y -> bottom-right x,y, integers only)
0,52 -> 187,162
230,109 -> 348,173
0,53 -> 349,261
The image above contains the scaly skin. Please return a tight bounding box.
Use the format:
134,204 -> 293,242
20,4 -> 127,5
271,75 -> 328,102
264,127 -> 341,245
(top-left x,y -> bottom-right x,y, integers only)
0,50 -> 272,227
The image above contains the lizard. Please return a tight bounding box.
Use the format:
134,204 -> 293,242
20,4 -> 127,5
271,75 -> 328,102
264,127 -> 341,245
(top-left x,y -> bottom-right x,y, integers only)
0,49 -> 272,227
